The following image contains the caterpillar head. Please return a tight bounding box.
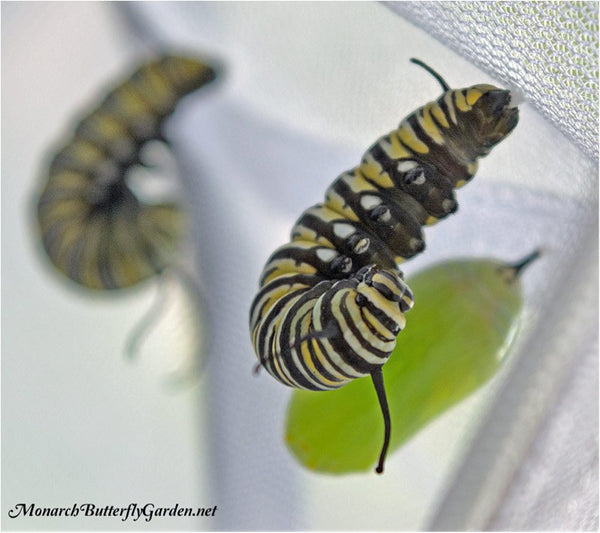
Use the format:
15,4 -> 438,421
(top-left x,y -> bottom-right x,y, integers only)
354,265 -> 414,338
465,84 -> 520,155
409,59 -> 519,159
159,55 -> 219,96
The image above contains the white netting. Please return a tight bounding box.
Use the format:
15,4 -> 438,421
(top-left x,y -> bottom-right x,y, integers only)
386,1 -> 599,162
385,2 -> 599,530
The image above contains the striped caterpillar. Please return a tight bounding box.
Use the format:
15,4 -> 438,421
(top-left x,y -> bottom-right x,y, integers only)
249,59 -> 519,474
36,55 -> 217,290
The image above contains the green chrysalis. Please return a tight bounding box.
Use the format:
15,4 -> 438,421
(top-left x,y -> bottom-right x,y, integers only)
285,251 -> 539,474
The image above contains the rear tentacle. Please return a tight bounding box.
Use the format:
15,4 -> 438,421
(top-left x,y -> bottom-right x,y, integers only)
371,365 -> 391,474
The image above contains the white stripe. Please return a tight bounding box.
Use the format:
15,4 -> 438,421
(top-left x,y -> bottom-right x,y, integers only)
333,291 -> 396,361
316,248 -> 338,262
282,300 -> 338,390
396,160 -> 418,173
360,195 -> 382,210
443,91 -> 458,125
333,223 -> 355,239
313,291 -> 364,379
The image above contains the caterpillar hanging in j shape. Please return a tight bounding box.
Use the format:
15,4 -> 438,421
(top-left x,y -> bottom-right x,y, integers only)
249,59 -> 520,474
36,54 -> 218,291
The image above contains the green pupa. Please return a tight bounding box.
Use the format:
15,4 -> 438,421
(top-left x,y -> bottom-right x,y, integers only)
285,251 -> 539,474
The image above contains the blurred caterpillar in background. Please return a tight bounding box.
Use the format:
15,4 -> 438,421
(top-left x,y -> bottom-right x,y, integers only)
249,59 -> 520,474
36,55 -> 218,290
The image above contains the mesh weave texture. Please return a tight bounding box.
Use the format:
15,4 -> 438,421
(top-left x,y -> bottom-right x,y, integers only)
387,1 -> 599,162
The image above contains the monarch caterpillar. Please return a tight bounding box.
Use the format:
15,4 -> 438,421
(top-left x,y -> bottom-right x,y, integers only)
249,59 -> 520,474
36,55 -> 218,290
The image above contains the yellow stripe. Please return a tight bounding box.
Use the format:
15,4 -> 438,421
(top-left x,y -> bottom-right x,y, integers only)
300,341 -> 337,387
362,307 -> 396,341
430,102 -> 450,128
372,271 -> 403,297
359,154 -> 394,188
324,188 -> 359,222
380,136 -> 412,160
165,57 -> 210,87
109,85 -> 154,121
396,123 -> 429,154
312,291 -> 364,379
295,310 -> 341,388
466,88 -> 484,106
280,239 -> 328,250
111,216 -> 156,286
88,111 -> 128,140
292,225 -> 334,247
454,90 -> 472,112
61,140 -> 105,166
45,170 -> 89,192
114,85 -> 151,113
418,105 -> 445,144
40,198 -> 89,225
270,338 -> 295,387
140,205 -> 183,247
303,205 -> 346,223
261,259 -> 318,284
136,64 -> 176,112
50,223 -> 83,272
308,338 -> 348,383
79,217 -> 110,289
341,169 -> 380,193
443,91 -> 458,125
360,285 -> 405,330
272,299 -> 308,387
251,279 -> 311,342
336,291 -> 395,359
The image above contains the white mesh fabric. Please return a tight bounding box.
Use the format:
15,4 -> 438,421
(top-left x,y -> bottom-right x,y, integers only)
385,2 -> 599,530
386,1 -> 599,162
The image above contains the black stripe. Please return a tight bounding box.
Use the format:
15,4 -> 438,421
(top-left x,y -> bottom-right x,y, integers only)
264,241 -> 353,282
427,102 -> 449,130
276,285 -> 335,389
366,137 -> 456,219
74,112 -> 141,166
362,298 -> 402,337
250,274 -> 329,328
129,65 -> 176,118
255,286 -> 311,364
334,172 -> 424,258
292,208 -> 398,271
437,91 -> 456,130
340,293 -> 389,360
407,112 -> 467,180
292,279 -> 356,381
316,286 -> 379,375
360,307 -> 396,342
97,213 -> 123,289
